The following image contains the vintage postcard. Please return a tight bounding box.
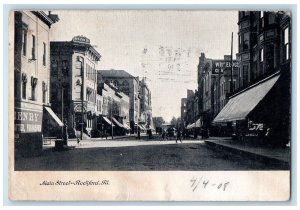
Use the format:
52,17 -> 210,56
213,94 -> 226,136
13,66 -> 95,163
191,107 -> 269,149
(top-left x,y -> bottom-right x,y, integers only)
9,10 -> 291,201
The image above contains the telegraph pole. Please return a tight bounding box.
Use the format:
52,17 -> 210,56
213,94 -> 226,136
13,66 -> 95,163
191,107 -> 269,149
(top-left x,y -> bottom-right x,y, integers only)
230,32 -> 234,93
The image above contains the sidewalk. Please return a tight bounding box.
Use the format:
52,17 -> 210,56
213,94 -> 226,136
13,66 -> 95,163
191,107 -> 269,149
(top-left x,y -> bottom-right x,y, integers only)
204,137 -> 290,166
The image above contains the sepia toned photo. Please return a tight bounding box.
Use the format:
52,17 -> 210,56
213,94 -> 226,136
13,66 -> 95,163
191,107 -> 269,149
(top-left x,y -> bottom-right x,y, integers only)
9,10 -> 292,201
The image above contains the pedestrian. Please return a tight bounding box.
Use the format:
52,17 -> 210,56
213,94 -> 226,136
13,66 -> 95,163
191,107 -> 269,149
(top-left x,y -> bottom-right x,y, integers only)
137,126 -> 141,139
74,127 -> 80,145
176,129 -> 182,143
63,120 -> 68,146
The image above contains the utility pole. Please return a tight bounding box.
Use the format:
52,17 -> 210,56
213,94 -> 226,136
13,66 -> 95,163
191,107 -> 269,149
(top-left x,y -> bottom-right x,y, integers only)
111,100 -> 114,139
81,61 -> 84,140
230,32 -> 234,93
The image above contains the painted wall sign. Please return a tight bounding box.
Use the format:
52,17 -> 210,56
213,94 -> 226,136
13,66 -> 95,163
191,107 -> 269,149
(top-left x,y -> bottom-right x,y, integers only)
14,108 -> 42,133
212,60 -> 239,74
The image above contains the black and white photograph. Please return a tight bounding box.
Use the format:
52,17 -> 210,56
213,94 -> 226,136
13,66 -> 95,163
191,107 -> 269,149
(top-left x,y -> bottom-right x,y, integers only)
8,8 -> 293,201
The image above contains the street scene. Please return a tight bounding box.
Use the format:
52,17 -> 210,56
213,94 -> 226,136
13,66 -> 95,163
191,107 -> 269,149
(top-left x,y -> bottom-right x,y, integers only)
13,11 -> 291,171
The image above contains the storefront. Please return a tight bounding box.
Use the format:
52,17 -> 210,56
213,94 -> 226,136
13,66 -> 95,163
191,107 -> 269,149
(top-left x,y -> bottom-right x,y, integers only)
213,71 -> 290,146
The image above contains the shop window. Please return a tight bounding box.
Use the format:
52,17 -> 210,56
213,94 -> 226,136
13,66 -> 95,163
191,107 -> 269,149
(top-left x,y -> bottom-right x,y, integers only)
31,35 -> 36,60
43,42 -> 46,66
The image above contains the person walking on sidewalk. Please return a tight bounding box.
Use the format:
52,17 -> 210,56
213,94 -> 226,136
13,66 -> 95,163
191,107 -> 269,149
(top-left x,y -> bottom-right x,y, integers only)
74,127 -> 80,145
137,127 -> 141,139
176,129 -> 182,143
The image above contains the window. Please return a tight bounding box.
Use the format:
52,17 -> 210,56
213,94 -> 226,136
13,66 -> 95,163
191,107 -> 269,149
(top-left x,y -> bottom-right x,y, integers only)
21,73 -> 27,99
31,35 -> 36,59
31,77 -> 38,101
260,12 -> 264,28
42,81 -> 47,103
75,59 -> 82,76
43,43 -> 46,66
266,44 -> 275,71
22,27 -> 27,56
260,48 -> 264,62
284,27 -> 290,60
242,65 -> 249,86
62,60 -> 69,75
243,32 -> 250,50
268,13 -> 275,25
51,60 -> 58,77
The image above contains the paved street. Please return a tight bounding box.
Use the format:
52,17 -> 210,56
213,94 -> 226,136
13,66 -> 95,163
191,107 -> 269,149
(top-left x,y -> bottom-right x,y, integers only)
15,135 -> 288,171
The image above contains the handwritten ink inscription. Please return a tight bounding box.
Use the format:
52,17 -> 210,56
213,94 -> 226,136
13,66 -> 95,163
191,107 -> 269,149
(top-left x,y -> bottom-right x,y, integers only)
190,176 -> 230,192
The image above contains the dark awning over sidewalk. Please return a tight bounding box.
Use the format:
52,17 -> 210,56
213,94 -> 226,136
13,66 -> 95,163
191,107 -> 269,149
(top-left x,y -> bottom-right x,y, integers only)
44,107 -> 64,126
111,117 -> 124,128
213,74 -> 280,123
102,116 -> 115,127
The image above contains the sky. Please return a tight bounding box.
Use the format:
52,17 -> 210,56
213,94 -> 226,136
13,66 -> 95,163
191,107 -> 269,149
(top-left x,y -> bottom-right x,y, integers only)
50,10 -> 238,123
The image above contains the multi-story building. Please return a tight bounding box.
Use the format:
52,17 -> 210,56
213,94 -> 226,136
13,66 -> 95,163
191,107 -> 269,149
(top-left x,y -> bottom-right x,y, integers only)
50,36 -> 101,138
98,70 -> 140,133
197,53 -> 239,129
13,11 -> 59,157
180,98 -> 187,128
97,81 -> 130,136
214,11 -> 291,146
139,78 -> 153,129
237,11 -> 291,89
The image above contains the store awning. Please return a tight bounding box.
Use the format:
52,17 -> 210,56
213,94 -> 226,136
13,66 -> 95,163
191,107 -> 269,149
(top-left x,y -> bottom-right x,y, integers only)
123,122 -> 131,130
187,123 -> 195,129
195,119 -> 201,128
213,74 -> 280,123
111,117 -> 124,128
102,116 -> 115,127
44,107 -> 64,126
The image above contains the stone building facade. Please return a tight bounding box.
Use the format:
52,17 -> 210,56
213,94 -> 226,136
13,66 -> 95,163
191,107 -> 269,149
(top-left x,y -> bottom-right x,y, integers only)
50,36 -> 101,137
13,11 -> 59,157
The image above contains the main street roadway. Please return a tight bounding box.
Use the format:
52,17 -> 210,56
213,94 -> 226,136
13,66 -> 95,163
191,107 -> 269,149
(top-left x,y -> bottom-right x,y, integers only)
15,135 -> 286,171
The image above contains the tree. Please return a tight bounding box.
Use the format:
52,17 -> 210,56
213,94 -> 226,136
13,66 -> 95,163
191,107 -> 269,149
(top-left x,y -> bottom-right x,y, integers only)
170,116 -> 177,126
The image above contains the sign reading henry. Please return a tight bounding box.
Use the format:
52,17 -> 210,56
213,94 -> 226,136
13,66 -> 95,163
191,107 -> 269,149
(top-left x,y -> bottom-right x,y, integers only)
212,60 -> 239,74
14,108 -> 42,133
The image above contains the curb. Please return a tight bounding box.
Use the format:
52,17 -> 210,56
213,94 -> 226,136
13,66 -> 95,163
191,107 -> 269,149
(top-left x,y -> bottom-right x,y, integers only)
204,140 -> 290,168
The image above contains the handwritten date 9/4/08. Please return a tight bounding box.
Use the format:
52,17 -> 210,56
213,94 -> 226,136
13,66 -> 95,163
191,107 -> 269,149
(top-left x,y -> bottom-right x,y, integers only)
190,176 -> 230,192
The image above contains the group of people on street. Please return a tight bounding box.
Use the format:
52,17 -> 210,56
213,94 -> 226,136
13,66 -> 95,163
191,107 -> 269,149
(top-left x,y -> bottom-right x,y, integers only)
160,128 -> 183,143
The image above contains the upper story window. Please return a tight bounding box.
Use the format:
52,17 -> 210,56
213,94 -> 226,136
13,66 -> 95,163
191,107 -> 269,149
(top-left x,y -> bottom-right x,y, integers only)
268,13 -> 276,25
260,11 -> 264,28
243,32 -> 250,50
31,35 -> 36,60
31,76 -> 38,101
43,43 -> 46,66
22,24 -> 28,56
260,48 -> 264,62
21,73 -> 27,99
284,27 -> 290,61
51,60 -> 58,77
42,81 -> 48,104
